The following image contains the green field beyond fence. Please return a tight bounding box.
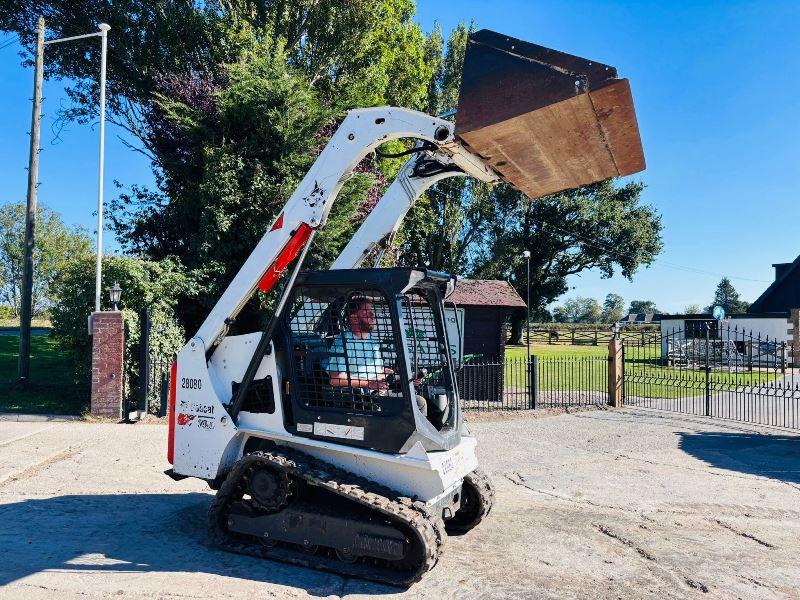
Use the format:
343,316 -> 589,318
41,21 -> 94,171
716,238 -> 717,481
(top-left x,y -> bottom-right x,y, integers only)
0,335 -> 86,414
503,343 -> 776,396
517,323 -> 659,347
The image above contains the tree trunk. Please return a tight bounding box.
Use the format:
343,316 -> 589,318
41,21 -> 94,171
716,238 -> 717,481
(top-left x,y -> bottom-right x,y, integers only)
508,312 -> 524,345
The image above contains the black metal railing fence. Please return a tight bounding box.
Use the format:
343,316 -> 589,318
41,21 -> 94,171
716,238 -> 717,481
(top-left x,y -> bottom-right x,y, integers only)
458,355 -> 609,412
622,322 -> 799,430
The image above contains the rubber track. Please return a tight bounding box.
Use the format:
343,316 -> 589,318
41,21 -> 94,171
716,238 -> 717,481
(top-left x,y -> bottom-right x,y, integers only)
446,467 -> 495,533
207,447 -> 446,587
467,467 -> 495,521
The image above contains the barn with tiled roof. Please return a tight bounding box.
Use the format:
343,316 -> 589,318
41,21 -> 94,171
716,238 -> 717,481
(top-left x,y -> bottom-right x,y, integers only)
448,279 -> 526,359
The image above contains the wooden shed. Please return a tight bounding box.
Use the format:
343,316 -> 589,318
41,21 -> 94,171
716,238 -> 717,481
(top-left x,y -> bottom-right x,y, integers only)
448,279 -> 527,360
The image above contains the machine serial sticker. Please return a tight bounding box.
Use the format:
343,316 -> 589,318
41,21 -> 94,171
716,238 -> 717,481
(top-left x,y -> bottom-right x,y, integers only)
296,423 -> 313,433
313,422 -> 365,441
440,456 -> 455,475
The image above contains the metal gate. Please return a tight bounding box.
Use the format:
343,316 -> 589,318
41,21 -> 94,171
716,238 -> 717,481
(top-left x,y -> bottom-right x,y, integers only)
622,322 -> 799,429
124,309 -> 173,420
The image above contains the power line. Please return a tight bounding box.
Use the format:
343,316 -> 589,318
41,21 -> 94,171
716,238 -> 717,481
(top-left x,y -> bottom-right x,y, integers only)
0,36 -> 20,51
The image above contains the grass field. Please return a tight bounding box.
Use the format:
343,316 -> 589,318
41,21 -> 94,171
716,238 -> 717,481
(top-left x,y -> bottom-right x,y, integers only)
0,335 -> 86,415
499,344 -> 777,395
506,344 -> 608,359
0,318 -> 52,330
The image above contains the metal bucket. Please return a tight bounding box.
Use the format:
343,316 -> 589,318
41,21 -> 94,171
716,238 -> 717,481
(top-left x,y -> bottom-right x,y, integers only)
456,30 -> 645,199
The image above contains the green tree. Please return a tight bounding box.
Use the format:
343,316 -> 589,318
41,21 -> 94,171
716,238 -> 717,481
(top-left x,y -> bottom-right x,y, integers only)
601,293 -> 626,323
2,1 -> 436,333
399,22 -> 501,275
684,303 -> 701,314
0,1 -> 432,142
628,300 -> 659,315
471,181 -> 663,316
552,297 -> 602,323
51,255 -> 190,402
0,203 -> 92,317
706,277 -> 749,314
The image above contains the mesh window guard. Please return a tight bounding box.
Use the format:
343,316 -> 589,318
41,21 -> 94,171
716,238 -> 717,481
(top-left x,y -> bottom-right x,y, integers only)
286,289 -> 400,413
401,290 -> 452,394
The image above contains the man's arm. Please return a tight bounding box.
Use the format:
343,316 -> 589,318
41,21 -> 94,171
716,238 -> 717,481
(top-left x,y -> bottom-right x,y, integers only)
329,371 -> 387,390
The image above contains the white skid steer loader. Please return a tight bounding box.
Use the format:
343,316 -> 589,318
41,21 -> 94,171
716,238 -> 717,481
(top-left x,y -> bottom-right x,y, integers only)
166,30 -> 645,586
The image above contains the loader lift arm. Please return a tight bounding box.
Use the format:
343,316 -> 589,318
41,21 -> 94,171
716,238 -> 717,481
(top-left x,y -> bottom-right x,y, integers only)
193,107 -> 497,353
332,148 -> 485,270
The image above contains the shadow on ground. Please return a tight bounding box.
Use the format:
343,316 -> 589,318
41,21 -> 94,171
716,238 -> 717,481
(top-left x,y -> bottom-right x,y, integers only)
678,431 -> 800,483
0,492 -> 400,595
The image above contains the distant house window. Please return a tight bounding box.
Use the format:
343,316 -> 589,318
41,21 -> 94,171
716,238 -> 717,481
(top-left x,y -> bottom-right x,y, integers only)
684,319 -> 719,339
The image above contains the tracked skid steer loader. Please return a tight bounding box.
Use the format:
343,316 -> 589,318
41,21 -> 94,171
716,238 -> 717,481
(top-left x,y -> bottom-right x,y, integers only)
166,30 -> 645,586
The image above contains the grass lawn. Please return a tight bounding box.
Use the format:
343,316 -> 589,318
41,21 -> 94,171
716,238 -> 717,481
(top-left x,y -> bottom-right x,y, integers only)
506,344 -> 608,359
0,318 -> 52,330
500,344 -> 777,395
0,335 -> 86,415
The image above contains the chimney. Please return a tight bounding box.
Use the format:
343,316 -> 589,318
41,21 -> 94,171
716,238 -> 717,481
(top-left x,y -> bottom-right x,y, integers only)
773,262 -> 793,281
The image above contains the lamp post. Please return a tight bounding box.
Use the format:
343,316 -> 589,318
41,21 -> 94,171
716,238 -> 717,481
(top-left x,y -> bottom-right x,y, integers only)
523,250 -> 533,407
20,20 -> 111,381
523,250 -> 531,363
43,22 -> 110,314
107,282 -> 122,311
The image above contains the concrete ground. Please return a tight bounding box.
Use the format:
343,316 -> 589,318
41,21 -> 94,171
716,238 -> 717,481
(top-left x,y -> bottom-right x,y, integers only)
1,408 -> 798,599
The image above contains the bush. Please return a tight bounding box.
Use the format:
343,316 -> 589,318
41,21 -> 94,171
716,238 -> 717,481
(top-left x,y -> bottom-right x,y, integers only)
0,305 -> 12,319
51,255 -> 192,411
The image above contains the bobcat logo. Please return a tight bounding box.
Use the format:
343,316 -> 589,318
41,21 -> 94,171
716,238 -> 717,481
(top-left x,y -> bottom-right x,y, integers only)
177,413 -> 196,427
304,181 -> 325,208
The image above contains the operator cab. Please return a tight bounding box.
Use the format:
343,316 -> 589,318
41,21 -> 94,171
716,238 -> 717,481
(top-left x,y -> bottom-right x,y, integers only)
273,268 -> 462,454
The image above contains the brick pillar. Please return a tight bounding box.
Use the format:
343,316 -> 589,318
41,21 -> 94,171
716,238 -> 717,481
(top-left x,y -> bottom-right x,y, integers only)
788,309 -> 799,368
607,338 -> 623,408
91,311 -> 125,419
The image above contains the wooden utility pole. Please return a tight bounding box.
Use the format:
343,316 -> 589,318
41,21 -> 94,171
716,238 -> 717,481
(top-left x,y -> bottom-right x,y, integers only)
18,17 -> 45,383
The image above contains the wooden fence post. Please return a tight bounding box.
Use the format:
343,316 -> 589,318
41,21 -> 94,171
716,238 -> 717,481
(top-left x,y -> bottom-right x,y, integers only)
608,338 -> 623,408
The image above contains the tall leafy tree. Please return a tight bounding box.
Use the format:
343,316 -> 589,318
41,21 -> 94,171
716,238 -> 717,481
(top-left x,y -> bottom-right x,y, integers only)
628,299 -> 659,314
2,1 -> 437,331
601,293 -> 626,323
0,203 -> 92,316
398,22 -> 496,274
552,297 -> 602,323
706,277 -> 749,314
0,1 -> 432,143
472,181 -> 663,317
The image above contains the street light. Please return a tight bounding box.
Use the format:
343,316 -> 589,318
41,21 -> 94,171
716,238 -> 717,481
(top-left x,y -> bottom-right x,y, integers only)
522,249 -> 531,352
107,282 -> 122,311
21,20 -> 111,380
523,250 -> 532,407
44,22 -> 111,314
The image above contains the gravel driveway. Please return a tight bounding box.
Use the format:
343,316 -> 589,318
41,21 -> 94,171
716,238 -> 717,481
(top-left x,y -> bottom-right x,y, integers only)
0,408 -> 798,599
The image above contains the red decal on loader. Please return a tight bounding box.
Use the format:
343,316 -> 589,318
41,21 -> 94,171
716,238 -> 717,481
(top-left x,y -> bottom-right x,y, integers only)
257,223 -> 313,294
177,413 -> 196,426
270,212 -> 284,231
167,361 -> 178,464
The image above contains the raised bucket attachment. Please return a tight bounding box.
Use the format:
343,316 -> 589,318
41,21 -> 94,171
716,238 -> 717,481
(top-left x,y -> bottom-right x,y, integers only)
455,30 -> 645,199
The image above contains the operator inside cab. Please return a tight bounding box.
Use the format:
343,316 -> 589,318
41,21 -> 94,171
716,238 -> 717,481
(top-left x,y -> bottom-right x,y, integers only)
326,296 -> 428,417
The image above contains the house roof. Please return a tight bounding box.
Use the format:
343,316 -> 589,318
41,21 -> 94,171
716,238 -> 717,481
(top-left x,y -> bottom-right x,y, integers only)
447,279 -> 527,308
618,313 -> 660,324
748,254 -> 800,313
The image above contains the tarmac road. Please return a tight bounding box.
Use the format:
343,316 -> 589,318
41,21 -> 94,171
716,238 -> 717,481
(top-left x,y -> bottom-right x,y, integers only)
0,408 -> 798,599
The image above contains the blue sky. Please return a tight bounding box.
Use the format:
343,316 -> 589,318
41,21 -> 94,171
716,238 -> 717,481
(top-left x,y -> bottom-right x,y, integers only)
1,1 -> 799,313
